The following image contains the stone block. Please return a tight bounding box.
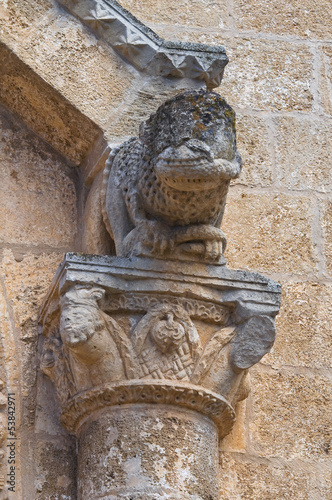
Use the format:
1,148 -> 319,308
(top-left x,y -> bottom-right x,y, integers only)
119,0 -> 229,29
264,282 -> 332,369
1,250 -> 63,339
1,250 -> 63,428
221,38 -> 313,112
0,43 -> 100,166
0,1 -> 135,132
219,453 -> 331,500
222,191 -> 317,274
0,108 -> 77,248
320,44 -> 332,116
35,438 -> 77,500
249,368 -> 332,461
233,114 -> 273,187
322,200 -> 332,275
233,0 -> 332,40
275,116 -> 332,192
0,285 -> 19,391
220,400 -> 247,453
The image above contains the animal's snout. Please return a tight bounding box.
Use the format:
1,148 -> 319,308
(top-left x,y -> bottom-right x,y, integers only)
158,139 -> 213,164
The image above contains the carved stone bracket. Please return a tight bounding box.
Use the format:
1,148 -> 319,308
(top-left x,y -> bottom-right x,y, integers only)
56,0 -> 228,88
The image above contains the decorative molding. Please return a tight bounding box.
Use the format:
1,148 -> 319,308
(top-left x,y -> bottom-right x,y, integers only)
56,0 -> 228,88
107,293 -> 231,324
60,380 -> 236,437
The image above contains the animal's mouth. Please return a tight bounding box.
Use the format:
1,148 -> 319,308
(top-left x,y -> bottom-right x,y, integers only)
155,157 -> 218,191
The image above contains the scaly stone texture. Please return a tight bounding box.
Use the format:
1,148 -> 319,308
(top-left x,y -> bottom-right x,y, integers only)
0,106 -> 78,248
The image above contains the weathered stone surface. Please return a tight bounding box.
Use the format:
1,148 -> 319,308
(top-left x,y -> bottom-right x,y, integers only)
39,253 -> 280,429
39,253 -> 280,495
220,400 -> 247,453
250,368 -> 332,461
233,0 -> 332,40
78,406 -> 219,499
219,453 -> 332,500
233,114 -> 273,187
119,0 -> 229,30
0,108 -> 77,248
0,0 -> 135,131
322,200 -> 332,275
35,438 -> 77,499
320,44 -> 332,115
1,250 -> 62,422
1,251 -> 65,497
103,91 -> 242,263
221,38 -> 314,112
275,116 -> 332,192
223,191 -> 317,274
1,251 -> 62,339
0,43 -> 100,166
264,282 -> 332,369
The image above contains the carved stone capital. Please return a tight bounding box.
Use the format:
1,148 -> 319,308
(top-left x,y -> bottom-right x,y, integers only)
39,253 -> 281,440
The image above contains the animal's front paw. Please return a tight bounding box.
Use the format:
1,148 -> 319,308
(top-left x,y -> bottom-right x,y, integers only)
141,221 -> 173,255
204,240 -> 224,261
123,221 -> 173,257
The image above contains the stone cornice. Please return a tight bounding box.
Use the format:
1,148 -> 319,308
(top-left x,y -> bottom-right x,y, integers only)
56,0 -> 228,89
39,253 -> 281,326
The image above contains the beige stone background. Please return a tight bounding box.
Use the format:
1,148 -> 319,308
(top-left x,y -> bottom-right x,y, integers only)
0,0 -> 331,498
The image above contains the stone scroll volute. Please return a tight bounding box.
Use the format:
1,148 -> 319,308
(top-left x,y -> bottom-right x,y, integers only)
40,89 -> 281,500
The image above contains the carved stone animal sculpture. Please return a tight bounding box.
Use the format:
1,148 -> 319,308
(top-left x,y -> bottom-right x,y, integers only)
102,90 -> 242,263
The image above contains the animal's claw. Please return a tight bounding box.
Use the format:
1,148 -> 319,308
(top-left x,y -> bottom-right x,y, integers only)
205,240 -> 222,261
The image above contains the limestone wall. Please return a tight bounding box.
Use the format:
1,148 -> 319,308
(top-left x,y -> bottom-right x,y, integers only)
0,0 -> 331,498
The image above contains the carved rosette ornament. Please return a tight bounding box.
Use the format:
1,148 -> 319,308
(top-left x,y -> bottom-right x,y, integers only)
39,91 -> 281,500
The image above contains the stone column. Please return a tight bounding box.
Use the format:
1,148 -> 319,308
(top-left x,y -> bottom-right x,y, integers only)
39,254 -> 280,499
77,405 -> 219,499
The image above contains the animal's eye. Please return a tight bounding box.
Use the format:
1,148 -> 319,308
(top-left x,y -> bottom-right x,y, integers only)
202,113 -> 212,124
